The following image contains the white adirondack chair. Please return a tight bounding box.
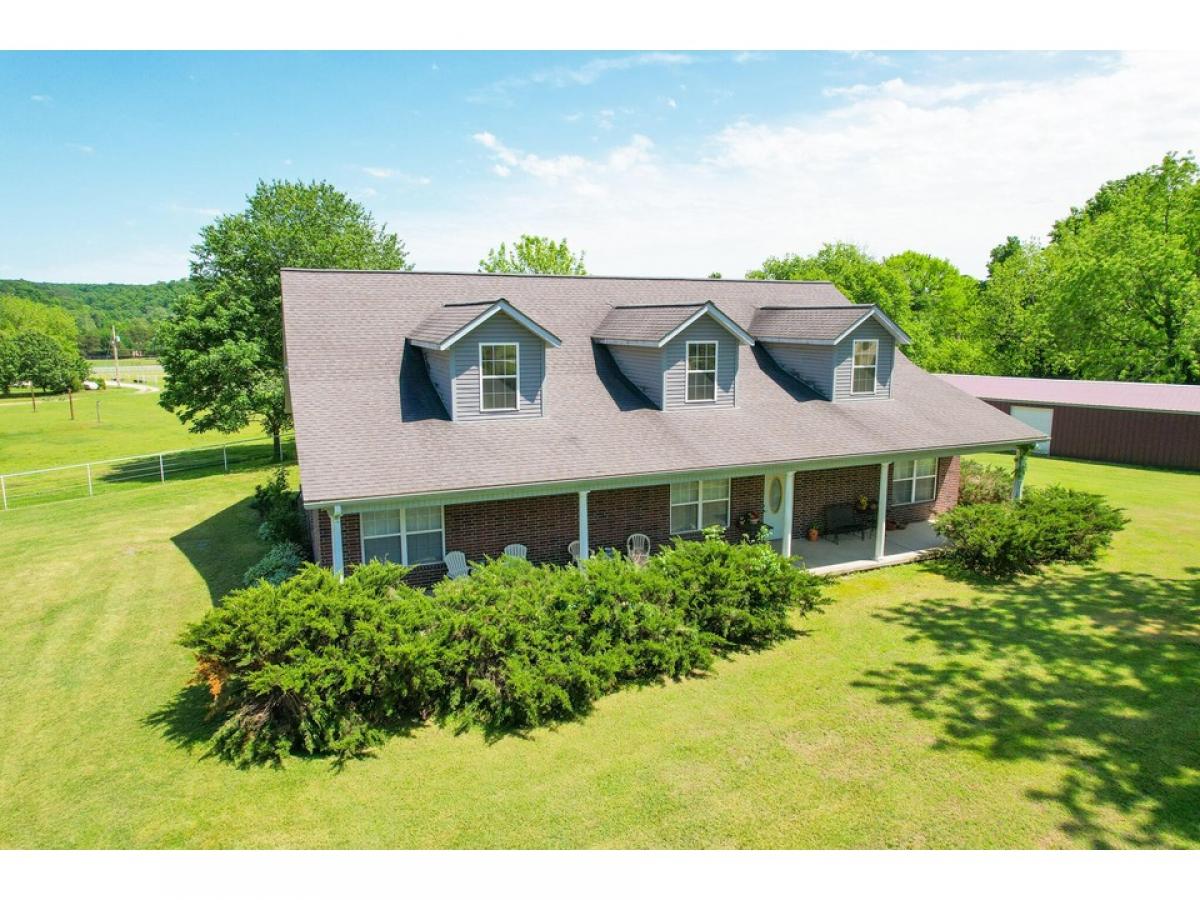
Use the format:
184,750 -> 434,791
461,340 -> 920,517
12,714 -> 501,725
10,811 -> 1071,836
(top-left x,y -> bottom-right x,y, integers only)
568,540 -> 581,564
443,551 -> 470,580
502,543 -> 528,560
626,532 -> 651,565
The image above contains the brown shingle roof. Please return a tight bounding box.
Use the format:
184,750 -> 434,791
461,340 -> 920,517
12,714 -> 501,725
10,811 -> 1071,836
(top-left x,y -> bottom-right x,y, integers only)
938,374 -> 1200,415
592,304 -> 703,344
281,270 -> 1042,504
407,300 -> 496,346
750,305 -> 911,344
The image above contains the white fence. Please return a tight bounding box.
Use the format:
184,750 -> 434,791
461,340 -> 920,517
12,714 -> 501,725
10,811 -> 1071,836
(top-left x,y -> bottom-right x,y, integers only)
0,434 -> 294,511
90,365 -> 164,390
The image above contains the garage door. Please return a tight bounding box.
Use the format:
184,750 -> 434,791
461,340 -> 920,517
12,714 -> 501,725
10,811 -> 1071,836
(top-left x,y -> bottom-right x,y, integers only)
1010,405 -> 1053,455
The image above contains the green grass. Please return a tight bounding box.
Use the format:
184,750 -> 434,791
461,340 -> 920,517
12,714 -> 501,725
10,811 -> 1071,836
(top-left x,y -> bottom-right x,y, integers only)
0,455 -> 1196,848
0,387 -> 262,473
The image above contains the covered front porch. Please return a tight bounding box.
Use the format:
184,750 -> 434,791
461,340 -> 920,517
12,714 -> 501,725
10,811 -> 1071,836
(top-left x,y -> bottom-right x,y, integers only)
785,519 -> 945,576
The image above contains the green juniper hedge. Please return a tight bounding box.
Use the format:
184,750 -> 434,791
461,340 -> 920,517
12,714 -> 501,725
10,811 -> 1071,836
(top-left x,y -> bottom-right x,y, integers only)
957,458 -> 1014,506
182,530 -> 825,764
934,485 -> 1127,579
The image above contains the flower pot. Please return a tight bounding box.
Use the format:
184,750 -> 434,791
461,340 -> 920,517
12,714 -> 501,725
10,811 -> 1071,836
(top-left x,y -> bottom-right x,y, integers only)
806,529 -> 819,542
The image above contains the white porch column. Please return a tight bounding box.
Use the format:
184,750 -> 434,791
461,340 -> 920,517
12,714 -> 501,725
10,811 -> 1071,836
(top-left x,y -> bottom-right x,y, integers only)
1012,445 -> 1031,500
874,463 -> 889,560
577,490 -> 590,564
781,470 -> 796,558
330,504 -> 345,579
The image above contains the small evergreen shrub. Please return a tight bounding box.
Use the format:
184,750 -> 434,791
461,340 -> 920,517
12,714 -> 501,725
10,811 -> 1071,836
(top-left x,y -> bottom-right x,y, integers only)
958,458 -> 1014,505
181,531 -> 827,764
934,485 -> 1126,578
251,467 -> 308,547
243,541 -> 305,586
181,563 -> 440,765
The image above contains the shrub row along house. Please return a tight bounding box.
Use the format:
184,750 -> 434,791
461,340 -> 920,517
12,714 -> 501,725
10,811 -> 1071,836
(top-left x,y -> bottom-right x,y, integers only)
281,271 -> 1044,583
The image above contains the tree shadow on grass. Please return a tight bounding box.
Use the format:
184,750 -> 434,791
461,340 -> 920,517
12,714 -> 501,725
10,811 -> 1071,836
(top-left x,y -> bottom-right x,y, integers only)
852,566 -> 1200,847
170,495 -> 265,604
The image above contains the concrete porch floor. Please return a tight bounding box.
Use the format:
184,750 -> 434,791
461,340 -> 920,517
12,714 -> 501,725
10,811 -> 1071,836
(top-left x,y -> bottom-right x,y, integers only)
784,520 -> 945,576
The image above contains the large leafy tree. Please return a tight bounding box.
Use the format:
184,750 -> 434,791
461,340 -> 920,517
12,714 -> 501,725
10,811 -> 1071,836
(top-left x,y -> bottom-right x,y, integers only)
479,235 -> 588,275
5,329 -> 88,404
158,180 -> 411,457
1043,153 -> 1200,383
978,238 -> 1071,378
0,295 -> 79,353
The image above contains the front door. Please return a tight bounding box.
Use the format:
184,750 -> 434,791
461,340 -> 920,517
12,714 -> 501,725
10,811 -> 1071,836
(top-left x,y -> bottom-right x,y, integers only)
762,473 -> 789,549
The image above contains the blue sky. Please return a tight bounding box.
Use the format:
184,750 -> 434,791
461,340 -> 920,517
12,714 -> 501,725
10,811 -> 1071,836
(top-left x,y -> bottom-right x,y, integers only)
3,50 -> 1198,282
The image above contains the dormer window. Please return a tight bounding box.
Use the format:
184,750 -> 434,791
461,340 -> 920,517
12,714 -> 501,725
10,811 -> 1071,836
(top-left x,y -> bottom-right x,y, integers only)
851,339 -> 878,395
480,342 -> 519,411
686,341 -> 718,402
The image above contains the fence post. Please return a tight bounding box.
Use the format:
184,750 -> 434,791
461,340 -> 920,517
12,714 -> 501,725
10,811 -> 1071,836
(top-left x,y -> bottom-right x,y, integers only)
86,463 -> 94,497
1,475 -> 6,512
223,445 -> 228,473
159,454 -> 165,482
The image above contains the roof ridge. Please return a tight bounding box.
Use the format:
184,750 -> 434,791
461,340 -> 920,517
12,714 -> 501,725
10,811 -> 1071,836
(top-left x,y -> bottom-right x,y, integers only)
281,267 -> 838,286
609,302 -> 706,310
441,299 -> 503,307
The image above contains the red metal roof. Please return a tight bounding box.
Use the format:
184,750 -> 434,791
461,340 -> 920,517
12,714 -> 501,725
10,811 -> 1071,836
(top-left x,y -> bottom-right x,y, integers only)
938,374 -> 1200,415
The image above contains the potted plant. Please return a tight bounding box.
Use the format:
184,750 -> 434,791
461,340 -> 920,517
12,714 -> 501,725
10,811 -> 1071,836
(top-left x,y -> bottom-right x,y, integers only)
806,522 -> 820,542
855,495 -> 870,513
736,509 -> 763,540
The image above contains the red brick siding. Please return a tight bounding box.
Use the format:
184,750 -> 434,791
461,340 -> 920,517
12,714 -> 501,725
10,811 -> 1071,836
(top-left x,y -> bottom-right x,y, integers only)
445,492 -> 579,566
314,510 -> 363,568
588,484 -> 670,552
792,457 -> 960,534
729,475 -> 765,541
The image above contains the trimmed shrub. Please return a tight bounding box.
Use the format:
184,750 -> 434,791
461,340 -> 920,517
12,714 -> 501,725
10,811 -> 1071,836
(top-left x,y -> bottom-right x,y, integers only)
181,531 -> 827,764
934,485 -> 1126,578
243,541 -> 305,586
649,525 -> 823,647
251,467 -> 308,547
181,562 -> 442,765
958,458 -> 1014,505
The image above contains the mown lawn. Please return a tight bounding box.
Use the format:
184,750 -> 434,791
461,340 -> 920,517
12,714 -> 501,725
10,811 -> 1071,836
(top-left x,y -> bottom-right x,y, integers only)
0,455 -> 1196,848
0,387 -> 265,473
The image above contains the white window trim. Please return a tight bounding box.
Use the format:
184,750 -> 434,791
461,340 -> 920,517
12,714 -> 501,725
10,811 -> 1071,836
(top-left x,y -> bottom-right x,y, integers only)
478,342 -> 520,412
669,478 -> 731,534
685,340 -> 719,403
851,339 -> 879,396
891,458 -> 938,506
361,506 -> 446,567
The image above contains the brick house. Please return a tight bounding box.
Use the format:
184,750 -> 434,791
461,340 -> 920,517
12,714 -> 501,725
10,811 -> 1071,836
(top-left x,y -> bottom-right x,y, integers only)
281,270 -> 1042,584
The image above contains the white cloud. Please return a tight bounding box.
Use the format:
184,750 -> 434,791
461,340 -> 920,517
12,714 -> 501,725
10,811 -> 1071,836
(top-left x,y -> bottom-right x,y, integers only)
360,166 -> 431,185
30,94 -> 51,102
666,97 -> 677,109
169,203 -> 222,217
470,52 -> 697,103
732,52 -> 769,64
67,143 -> 94,154
282,158 -> 294,166
405,52 -> 1200,279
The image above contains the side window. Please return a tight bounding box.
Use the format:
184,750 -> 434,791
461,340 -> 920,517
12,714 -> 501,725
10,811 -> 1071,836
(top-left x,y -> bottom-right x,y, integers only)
361,507 -> 445,565
670,478 -> 730,533
891,458 -> 938,505
851,339 -> 878,395
685,341 -> 718,402
480,343 -> 519,411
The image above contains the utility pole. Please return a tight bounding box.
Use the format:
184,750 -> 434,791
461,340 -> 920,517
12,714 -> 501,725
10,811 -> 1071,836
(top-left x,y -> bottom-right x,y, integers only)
110,325 -> 121,387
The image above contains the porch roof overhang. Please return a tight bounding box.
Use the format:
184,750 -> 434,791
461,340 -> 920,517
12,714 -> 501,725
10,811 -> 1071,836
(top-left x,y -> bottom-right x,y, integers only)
303,437 -> 1038,514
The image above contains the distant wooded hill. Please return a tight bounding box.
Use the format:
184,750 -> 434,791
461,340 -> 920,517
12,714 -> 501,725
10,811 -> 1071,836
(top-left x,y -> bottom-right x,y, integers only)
0,278 -> 191,356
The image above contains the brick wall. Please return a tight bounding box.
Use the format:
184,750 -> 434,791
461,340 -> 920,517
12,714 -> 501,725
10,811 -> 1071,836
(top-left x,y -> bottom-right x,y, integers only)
791,457 -> 960,534
588,484 -> 671,552
314,510 -> 363,568
444,492 -> 580,566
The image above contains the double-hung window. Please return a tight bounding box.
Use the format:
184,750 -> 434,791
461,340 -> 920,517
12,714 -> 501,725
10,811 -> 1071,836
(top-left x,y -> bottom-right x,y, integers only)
480,343 -> 519,411
851,339 -> 878,395
891,458 -> 938,505
670,478 -> 730,533
686,341 -> 718,402
361,506 -> 445,566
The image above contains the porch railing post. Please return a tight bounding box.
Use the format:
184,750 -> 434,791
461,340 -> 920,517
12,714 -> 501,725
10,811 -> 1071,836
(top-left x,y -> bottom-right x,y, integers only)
874,463 -> 889,560
781,470 -> 795,558
577,490 -> 590,565
330,505 -> 345,580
